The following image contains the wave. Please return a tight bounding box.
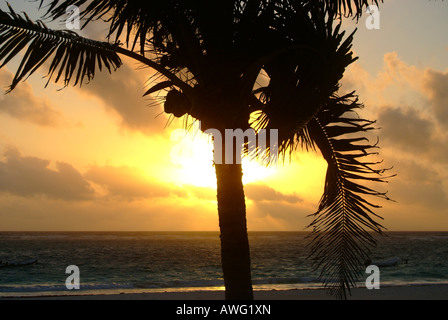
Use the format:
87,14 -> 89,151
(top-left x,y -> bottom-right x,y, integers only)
0,283 -> 134,293
3,278 -> 448,298
133,276 -> 322,289
0,277 -> 322,295
2,231 -> 448,298
0,231 -> 222,242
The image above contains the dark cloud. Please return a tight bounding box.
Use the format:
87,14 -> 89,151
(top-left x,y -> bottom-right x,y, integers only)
376,106 -> 448,210
0,147 -> 94,200
378,105 -> 448,164
378,106 -> 434,152
245,183 -> 302,204
79,60 -> 169,134
246,200 -> 313,230
0,191 -> 219,231
39,9 -> 169,135
244,183 -> 312,229
85,165 -> 187,201
423,69 -> 448,127
0,147 -> 207,204
0,69 -> 61,126
389,159 -> 448,210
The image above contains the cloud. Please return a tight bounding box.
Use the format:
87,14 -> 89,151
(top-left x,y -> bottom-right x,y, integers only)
40,11 -> 170,135
0,147 -> 94,200
343,53 -> 448,161
0,146 -> 209,203
0,68 -> 61,126
245,183 -> 302,204
84,164 -> 187,201
0,192 -> 218,231
354,52 -> 448,131
246,198 -> 315,231
79,60 -> 169,134
381,52 -> 425,90
184,185 -> 216,201
341,52 -> 428,112
0,147 -> 218,230
378,105 -> 448,166
335,52 -> 448,226
422,68 -> 448,127
388,158 -> 448,210
378,106 -> 434,152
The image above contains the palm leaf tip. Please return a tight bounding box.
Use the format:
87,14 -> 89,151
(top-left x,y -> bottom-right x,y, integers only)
323,0 -> 383,19
306,92 -> 394,299
0,4 -> 122,92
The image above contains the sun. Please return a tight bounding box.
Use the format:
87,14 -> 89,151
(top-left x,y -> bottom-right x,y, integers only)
169,126 -> 276,188
241,157 -> 278,185
172,132 -> 216,188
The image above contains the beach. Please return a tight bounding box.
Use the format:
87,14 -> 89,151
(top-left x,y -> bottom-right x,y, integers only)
3,285 -> 448,300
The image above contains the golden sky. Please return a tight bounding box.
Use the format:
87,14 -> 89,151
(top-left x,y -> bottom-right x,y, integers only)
1,0 -> 448,231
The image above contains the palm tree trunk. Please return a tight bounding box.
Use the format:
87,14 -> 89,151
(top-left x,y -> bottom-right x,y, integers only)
215,163 -> 254,300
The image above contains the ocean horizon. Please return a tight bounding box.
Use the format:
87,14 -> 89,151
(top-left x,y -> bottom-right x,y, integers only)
1,231 -> 448,297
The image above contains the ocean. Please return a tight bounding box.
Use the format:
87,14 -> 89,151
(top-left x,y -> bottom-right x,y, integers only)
1,231 -> 447,298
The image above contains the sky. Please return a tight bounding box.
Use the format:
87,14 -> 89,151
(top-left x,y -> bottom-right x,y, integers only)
0,0 -> 447,231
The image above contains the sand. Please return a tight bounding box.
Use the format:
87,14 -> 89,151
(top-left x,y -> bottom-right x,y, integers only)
2,284 -> 448,300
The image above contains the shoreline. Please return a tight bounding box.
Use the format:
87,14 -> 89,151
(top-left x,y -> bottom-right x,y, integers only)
2,284 -> 448,300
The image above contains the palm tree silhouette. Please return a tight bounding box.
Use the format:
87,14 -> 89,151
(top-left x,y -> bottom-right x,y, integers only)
0,0 -> 391,300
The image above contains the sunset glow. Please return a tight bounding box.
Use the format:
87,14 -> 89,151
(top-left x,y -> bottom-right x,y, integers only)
1,0 -> 448,232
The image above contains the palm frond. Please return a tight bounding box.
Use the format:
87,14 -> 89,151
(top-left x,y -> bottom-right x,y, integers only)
39,0 -> 173,54
0,3 -> 122,92
250,2 -> 358,159
142,80 -> 173,97
320,0 -> 382,18
306,92 -> 393,299
37,1 -> 205,95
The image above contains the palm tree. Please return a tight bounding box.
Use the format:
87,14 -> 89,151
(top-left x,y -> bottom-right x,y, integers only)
0,0 -> 390,300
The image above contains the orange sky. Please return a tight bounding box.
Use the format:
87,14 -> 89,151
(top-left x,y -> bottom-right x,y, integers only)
1,0 -> 448,231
